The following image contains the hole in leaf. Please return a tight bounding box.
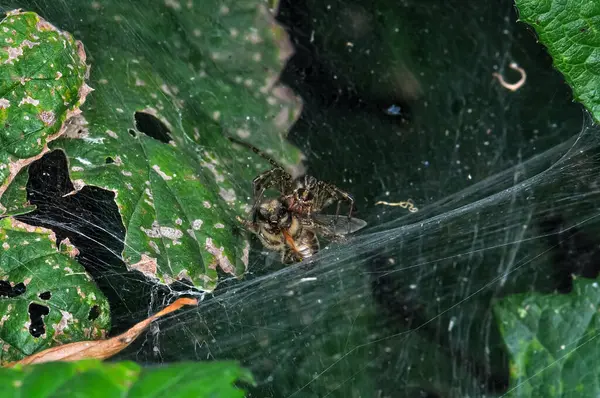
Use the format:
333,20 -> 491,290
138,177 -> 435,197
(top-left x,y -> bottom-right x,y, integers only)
28,303 -> 50,337
0,281 -> 26,298
20,150 -> 153,320
88,305 -> 101,321
105,157 -> 114,164
129,129 -> 137,138
134,112 -> 171,143
39,291 -> 52,300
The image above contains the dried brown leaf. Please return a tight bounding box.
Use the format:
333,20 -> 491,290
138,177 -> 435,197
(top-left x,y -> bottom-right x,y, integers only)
5,297 -> 197,367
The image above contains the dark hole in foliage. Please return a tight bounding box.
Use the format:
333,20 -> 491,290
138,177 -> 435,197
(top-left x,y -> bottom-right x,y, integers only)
105,157 -> 114,164
134,112 -> 171,143
38,291 -> 52,300
0,281 -> 26,298
19,150 -> 160,335
128,129 -> 137,138
28,303 -> 50,337
88,305 -> 101,321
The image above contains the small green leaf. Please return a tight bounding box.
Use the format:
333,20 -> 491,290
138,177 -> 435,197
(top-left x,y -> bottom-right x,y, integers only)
494,277 -> 600,397
0,217 -> 110,365
0,168 -> 35,217
515,0 -> 600,122
1,359 -> 254,397
0,10 -> 90,212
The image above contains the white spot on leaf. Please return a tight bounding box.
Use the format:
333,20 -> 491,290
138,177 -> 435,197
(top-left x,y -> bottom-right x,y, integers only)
130,253 -> 158,279
152,165 -> 173,180
205,237 -> 235,274
219,187 -> 236,203
18,96 -> 39,106
192,219 -> 203,230
242,240 -> 250,268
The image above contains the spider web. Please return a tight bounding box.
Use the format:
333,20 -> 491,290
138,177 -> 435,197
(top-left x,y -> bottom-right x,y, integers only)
14,0 -> 600,397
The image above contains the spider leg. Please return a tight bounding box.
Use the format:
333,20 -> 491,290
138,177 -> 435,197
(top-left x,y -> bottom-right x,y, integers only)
251,167 -> 293,214
313,181 -> 356,232
236,216 -> 257,233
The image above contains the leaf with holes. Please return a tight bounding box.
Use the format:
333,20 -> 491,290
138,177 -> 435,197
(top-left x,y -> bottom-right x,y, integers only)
493,277 -> 600,397
0,0 -> 305,291
9,298 -> 196,366
515,0 -> 600,123
0,359 -> 254,397
0,217 -> 110,366
0,10 -> 91,214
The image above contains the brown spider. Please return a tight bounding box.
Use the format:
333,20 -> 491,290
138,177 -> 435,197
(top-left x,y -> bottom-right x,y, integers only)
228,137 -> 356,230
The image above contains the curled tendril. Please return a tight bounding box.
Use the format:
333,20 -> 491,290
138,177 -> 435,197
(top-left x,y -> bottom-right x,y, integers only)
493,62 -> 527,92
375,199 -> 418,212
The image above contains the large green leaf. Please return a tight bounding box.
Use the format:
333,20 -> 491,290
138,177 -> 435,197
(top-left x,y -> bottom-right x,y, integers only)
494,277 -> 600,397
0,359 -> 254,397
0,217 -> 110,365
515,0 -> 600,123
0,10 -> 90,213
0,0 -> 304,291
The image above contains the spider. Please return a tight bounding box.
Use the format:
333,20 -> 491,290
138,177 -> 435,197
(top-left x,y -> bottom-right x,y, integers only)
228,137 -> 356,231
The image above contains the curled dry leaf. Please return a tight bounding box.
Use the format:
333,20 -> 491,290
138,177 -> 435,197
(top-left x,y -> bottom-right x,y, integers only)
5,297 -> 198,367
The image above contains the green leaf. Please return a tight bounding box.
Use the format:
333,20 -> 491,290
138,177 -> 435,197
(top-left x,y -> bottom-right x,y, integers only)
0,217 -> 110,365
0,10 -> 90,213
515,0 -> 600,123
0,168 -> 35,217
494,277 -> 600,397
0,359 -> 254,397
2,0 -> 304,291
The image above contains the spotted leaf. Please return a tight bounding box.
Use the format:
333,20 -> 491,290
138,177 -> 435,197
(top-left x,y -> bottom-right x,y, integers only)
0,217 -> 110,365
0,10 -> 90,214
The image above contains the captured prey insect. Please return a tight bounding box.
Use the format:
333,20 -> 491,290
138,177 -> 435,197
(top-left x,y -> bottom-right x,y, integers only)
236,198 -> 367,263
229,136 -> 367,263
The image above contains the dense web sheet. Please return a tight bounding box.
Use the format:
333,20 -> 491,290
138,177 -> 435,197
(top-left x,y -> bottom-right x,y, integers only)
9,0 -> 600,397
122,125 -> 596,398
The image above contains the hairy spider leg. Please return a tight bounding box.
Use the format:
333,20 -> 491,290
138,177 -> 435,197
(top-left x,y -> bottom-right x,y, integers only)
236,216 -> 257,233
314,181 -> 356,233
251,167 -> 294,217
228,136 -> 296,213
227,136 -> 285,170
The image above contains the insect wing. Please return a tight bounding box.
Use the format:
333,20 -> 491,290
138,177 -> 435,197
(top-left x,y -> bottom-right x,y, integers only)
312,214 -> 367,235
